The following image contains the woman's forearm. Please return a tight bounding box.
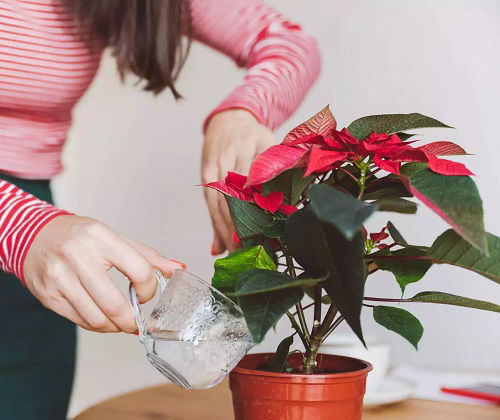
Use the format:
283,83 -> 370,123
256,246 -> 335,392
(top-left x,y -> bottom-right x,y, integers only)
0,180 -> 70,283
190,0 -> 321,131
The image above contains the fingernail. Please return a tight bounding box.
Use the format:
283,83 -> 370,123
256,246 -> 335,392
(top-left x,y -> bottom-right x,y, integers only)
211,242 -> 217,256
170,259 -> 186,270
133,331 -> 139,336
232,231 -> 241,245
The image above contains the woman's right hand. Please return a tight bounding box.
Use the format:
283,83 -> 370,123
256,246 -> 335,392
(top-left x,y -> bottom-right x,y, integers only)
23,215 -> 184,333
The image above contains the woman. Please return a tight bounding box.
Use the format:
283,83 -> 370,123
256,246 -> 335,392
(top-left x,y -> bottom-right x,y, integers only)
0,0 -> 320,418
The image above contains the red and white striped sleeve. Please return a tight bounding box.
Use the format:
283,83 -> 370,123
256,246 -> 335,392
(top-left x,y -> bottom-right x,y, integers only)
0,180 -> 70,284
191,0 -> 321,131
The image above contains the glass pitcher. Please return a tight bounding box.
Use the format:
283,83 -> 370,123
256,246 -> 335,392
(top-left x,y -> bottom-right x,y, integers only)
129,270 -> 254,389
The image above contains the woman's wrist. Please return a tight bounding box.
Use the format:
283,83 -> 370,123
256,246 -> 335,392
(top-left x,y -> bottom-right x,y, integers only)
204,108 -> 262,134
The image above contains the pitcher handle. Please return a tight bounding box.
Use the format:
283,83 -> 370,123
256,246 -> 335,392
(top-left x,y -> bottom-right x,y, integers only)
129,271 -> 168,340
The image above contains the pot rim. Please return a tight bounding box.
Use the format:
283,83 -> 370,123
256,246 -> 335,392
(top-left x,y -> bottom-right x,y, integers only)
232,352 -> 373,380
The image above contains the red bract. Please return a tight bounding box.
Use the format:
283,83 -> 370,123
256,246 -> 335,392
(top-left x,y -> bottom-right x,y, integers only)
373,155 -> 401,174
246,107 -> 474,186
305,149 -> 350,176
370,226 -> 389,243
204,172 -> 296,215
419,141 -> 468,156
282,105 -> 337,144
253,191 -> 284,213
426,155 -> 474,176
246,145 -> 308,187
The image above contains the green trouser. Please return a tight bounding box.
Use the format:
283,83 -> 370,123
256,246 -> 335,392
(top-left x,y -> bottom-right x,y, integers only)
0,174 -> 76,420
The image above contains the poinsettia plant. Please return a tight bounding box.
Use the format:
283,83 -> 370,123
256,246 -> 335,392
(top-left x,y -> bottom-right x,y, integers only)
204,106 -> 500,374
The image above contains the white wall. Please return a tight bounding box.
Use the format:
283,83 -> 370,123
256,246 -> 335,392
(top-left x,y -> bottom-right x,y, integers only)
54,0 -> 500,416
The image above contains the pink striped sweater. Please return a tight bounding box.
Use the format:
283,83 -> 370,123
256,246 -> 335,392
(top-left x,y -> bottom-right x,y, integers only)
0,0 -> 320,281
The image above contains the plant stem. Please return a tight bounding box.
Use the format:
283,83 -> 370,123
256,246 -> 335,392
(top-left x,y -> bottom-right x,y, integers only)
366,255 -> 430,261
284,253 -> 310,343
310,286 -> 322,337
338,167 -> 358,183
302,302 -> 338,374
295,302 -> 310,342
364,296 -> 410,303
319,304 -> 338,334
321,316 -> 345,343
292,301 -> 315,315
286,311 -> 308,349
357,164 -> 368,200
303,335 -> 321,374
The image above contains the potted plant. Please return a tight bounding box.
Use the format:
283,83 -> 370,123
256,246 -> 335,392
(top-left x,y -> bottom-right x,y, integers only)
204,106 -> 500,420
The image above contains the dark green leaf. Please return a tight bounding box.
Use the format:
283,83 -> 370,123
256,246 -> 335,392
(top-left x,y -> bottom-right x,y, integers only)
237,285 -> 303,343
212,246 -> 275,293
328,165 -> 360,196
226,196 -> 273,242
262,237 -> 279,265
403,168 -> 487,254
235,269 -> 323,295
387,221 -> 409,246
410,291 -> 500,313
285,207 -> 367,344
304,286 -> 332,304
374,248 -> 432,293
309,184 -> 377,240
348,113 -> 451,140
427,230 -> 500,283
265,335 -> 295,372
263,219 -> 286,238
397,132 -> 418,141
263,168 -> 313,205
373,306 -> 424,349
363,186 -> 412,201
364,174 -> 413,201
400,162 -> 428,177
374,198 -> 417,214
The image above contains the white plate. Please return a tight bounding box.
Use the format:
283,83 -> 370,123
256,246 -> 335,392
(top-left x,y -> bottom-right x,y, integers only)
363,377 -> 416,407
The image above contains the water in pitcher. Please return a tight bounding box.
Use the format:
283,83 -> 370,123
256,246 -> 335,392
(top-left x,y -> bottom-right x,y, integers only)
142,331 -> 252,389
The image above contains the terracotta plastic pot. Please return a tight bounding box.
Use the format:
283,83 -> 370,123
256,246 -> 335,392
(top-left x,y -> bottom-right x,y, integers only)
229,352 -> 372,420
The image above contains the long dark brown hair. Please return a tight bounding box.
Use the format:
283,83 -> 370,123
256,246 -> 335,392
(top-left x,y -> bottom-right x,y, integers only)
64,0 -> 191,98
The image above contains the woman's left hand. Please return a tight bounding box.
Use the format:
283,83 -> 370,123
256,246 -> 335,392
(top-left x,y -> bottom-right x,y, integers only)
202,109 -> 276,256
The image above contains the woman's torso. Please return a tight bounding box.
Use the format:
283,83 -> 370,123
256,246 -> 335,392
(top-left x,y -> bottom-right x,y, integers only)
0,0 -> 102,178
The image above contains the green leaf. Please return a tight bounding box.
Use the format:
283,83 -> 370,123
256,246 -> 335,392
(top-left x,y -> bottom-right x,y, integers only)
374,248 -> 432,293
363,174 -> 413,201
387,221 -> 409,246
373,306 -> 424,349
328,165 -> 360,196
226,196 -> 273,242
400,162 -> 429,177
235,269 -> 323,295
374,198 -> 417,214
262,219 -> 286,238
237,284 -> 303,343
409,291 -> 500,313
264,335 -> 295,372
403,168 -> 487,254
348,113 -> 451,140
427,230 -> 500,283
309,184 -> 377,240
212,246 -> 276,293
263,168 -> 313,205
304,285 -> 332,304
397,132 -> 418,141
285,207 -> 367,344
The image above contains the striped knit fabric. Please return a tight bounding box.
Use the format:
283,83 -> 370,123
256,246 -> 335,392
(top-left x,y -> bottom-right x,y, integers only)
0,0 -> 320,281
